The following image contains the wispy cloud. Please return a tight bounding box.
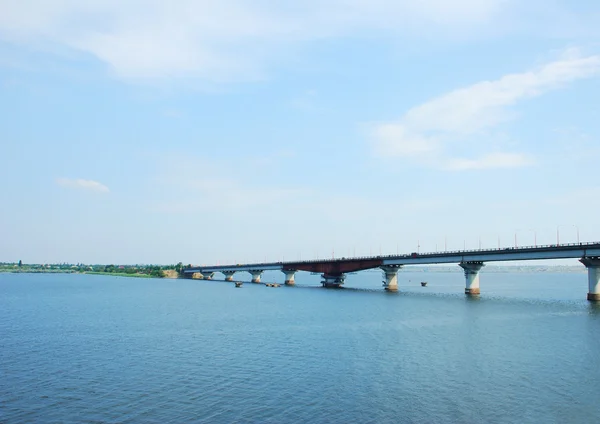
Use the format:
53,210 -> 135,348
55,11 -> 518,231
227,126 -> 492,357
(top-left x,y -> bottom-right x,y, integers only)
444,153 -> 534,171
148,154 -> 306,213
371,51 -> 600,170
56,177 -> 110,193
0,0 -> 509,82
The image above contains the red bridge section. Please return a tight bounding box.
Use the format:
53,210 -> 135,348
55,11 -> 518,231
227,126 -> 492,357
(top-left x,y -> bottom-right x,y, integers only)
284,258 -> 383,275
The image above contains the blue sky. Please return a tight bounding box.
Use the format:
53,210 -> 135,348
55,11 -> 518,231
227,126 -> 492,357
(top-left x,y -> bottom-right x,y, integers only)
1,0 -> 599,265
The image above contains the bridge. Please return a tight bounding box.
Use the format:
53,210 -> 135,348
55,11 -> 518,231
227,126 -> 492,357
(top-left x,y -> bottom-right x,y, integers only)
183,242 -> 600,301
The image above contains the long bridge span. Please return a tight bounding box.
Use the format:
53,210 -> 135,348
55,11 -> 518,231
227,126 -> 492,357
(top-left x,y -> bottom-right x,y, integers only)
183,242 -> 600,301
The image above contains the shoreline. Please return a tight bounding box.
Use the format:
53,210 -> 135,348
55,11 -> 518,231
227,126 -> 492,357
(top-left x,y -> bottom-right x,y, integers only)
84,271 -> 157,278
0,270 -> 179,279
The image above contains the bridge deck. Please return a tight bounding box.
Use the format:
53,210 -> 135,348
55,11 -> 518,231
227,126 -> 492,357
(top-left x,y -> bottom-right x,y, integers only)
183,242 -> 600,274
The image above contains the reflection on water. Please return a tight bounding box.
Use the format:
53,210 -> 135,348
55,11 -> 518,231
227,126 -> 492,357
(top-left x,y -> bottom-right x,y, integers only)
587,302 -> 600,316
1,272 -> 599,423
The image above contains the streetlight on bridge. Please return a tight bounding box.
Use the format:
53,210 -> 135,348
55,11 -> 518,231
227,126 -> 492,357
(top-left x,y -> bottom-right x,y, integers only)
434,236 -> 448,252
557,224 -> 580,245
515,229 -> 537,247
478,233 -> 502,249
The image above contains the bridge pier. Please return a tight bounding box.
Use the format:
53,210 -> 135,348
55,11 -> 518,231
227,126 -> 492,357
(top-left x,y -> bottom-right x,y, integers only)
580,257 -> 600,301
381,265 -> 403,291
249,270 -> 263,283
202,272 -> 214,280
459,262 -> 484,295
223,271 -> 236,281
283,270 -> 296,286
322,273 -> 345,288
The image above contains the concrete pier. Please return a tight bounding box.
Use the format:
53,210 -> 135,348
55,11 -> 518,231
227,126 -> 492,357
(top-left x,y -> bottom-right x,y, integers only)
283,270 -> 296,286
381,265 -> 402,291
459,262 -> 484,295
223,271 -> 236,281
321,273 -> 345,288
250,270 -> 263,283
580,257 -> 600,301
203,272 -> 214,280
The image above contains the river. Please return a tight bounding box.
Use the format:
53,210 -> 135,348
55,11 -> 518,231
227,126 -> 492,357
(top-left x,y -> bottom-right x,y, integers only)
1,271 -> 599,423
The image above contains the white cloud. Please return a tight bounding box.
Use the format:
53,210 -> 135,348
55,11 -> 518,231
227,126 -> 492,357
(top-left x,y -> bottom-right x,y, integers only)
371,52 -> 600,169
0,0 -> 507,81
372,123 -> 439,157
444,152 -> 534,171
56,177 -> 110,193
149,155 -> 308,213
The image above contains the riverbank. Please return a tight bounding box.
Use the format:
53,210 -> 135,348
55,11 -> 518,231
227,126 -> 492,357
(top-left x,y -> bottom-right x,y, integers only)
0,269 -> 78,274
1,270 -> 180,279
84,271 -> 156,278
85,270 -> 179,279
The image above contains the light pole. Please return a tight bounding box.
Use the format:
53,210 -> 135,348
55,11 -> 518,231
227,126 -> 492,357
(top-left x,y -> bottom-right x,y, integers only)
515,229 -> 537,247
557,224 -> 580,245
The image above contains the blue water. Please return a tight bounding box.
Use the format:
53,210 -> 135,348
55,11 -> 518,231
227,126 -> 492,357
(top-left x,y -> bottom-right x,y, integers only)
1,271 -> 599,423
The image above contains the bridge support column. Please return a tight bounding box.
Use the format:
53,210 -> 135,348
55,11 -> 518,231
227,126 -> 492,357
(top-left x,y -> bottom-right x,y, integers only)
459,262 -> 484,295
580,257 -> 600,301
321,273 -> 345,288
381,265 -> 403,291
250,270 -> 263,283
223,271 -> 236,281
283,270 -> 296,286
202,272 -> 214,280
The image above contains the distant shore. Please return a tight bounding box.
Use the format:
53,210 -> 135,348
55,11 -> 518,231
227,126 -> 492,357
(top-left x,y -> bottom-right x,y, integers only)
0,268 -> 181,279
84,271 -> 156,278
1,269 -> 78,274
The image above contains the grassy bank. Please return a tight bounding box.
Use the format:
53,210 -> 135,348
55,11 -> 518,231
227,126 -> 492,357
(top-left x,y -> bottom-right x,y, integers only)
0,269 -> 78,274
1,263 -> 184,278
84,271 -> 156,278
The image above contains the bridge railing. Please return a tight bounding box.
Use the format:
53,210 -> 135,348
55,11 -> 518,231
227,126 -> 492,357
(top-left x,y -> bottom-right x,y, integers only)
277,241 -> 597,264
401,241 -> 596,258
186,241 -> 599,269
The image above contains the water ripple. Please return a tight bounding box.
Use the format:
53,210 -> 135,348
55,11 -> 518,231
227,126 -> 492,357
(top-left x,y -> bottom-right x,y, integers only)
1,273 -> 599,423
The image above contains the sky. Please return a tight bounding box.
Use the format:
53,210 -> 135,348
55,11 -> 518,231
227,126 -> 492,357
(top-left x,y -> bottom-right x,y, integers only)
1,0 -> 599,265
